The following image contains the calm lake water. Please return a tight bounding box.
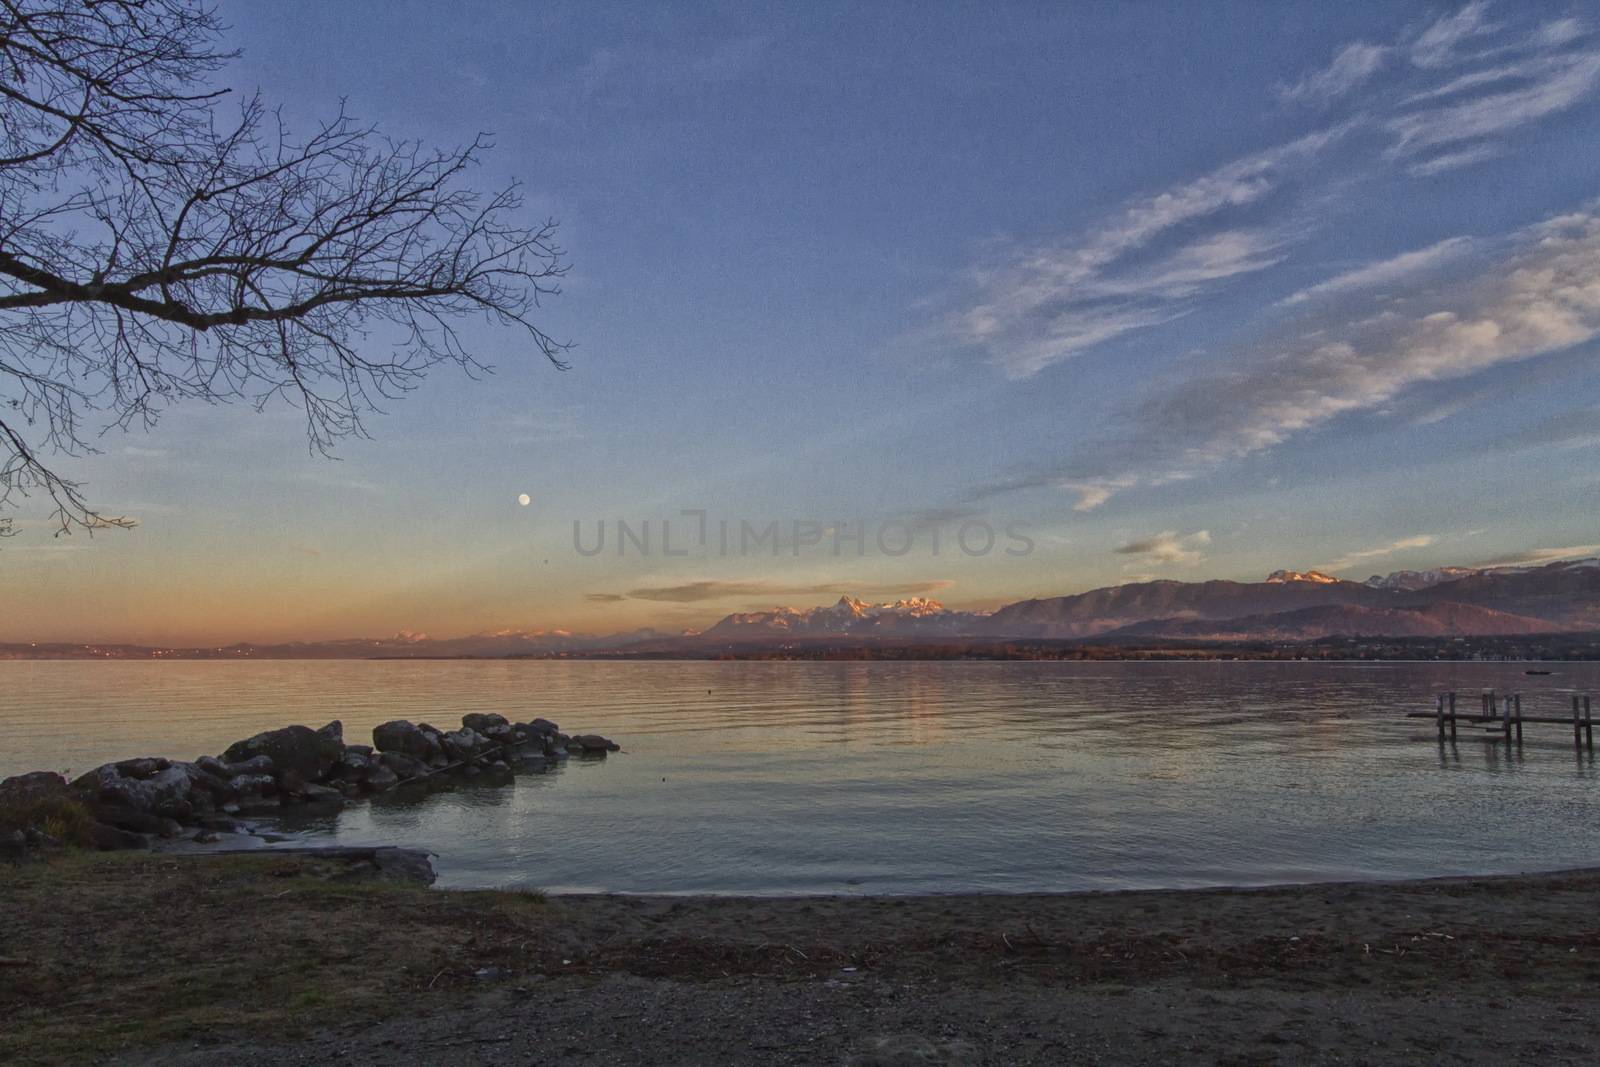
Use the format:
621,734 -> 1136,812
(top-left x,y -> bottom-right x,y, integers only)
4,660 -> 1598,893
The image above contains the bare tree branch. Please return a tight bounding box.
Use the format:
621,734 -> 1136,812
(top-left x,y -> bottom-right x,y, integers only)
0,0 -> 569,534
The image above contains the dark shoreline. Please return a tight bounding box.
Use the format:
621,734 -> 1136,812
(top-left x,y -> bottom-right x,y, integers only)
7,853 -> 1600,1066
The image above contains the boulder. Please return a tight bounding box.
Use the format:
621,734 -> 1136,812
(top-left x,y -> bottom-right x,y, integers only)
231,773 -> 277,798
221,725 -> 342,782
372,719 -> 443,760
528,718 -> 559,736
317,720 -> 344,746
365,765 -> 400,793
112,757 -> 170,779
378,751 -> 428,780
195,755 -> 234,780
72,761 -> 198,817
0,770 -> 68,806
300,783 -> 346,808
225,755 -> 274,777
336,747 -> 373,779
461,712 -> 508,733
569,734 -> 620,753
440,727 -> 491,763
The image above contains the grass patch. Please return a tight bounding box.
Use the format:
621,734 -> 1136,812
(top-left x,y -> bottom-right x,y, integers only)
0,795 -> 94,847
0,853 -> 558,1066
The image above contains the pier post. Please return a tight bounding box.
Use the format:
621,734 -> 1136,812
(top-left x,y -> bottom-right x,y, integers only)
1586,696 -> 1593,750
1514,694 -> 1523,743
1575,696 -> 1583,747
1436,693 -> 1445,740
1449,692 -> 1457,739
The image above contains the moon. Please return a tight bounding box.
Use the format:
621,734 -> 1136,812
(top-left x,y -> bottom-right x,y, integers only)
517,493 -> 531,507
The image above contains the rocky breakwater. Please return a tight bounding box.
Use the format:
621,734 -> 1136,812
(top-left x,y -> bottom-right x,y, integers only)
0,715 -> 619,855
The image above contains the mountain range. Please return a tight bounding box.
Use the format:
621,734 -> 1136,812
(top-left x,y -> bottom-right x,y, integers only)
7,558 -> 1600,659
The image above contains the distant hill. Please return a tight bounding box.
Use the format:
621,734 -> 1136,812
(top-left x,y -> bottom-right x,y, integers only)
1105,602 -> 1557,641
7,558 -> 1600,659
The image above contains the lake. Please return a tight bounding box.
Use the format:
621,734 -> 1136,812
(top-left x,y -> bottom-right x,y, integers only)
4,659 -> 1598,893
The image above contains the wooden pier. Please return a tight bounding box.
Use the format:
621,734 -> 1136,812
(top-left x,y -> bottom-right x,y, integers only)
1406,691 -> 1594,748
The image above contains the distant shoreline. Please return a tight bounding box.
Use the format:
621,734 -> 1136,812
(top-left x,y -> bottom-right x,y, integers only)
8,635 -> 1600,663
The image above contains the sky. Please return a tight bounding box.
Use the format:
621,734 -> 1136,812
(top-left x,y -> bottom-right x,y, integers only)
5,1 -> 1600,644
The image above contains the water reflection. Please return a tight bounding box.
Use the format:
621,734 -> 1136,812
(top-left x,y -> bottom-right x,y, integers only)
6,660 -> 1600,893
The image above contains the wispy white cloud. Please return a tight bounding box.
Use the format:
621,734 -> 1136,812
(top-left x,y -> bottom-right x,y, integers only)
1279,42 -> 1390,104
1405,144 -> 1505,176
1320,535 -> 1436,573
1411,1 -> 1499,69
1280,236 -> 1475,305
1388,51 -> 1600,158
1474,544 -> 1600,567
1114,529 -> 1211,568
610,579 -> 955,603
963,210 -> 1600,510
942,4 -> 1600,379
954,130 -> 1338,378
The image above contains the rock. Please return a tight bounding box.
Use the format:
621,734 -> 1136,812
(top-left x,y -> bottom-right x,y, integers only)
113,757 -> 170,779
197,815 -> 239,832
72,761 -> 199,817
192,830 -> 222,844
462,712 -> 508,733
488,760 -> 509,773
378,751 -> 428,780
231,773 -> 276,798
482,723 -> 514,744
365,765 -> 399,793
221,725 -> 342,782
528,718 -> 559,736
89,822 -> 147,851
195,755 -> 234,780
336,746 -> 372,779
372,719 -> 444,760
1,828 -> 27,858
440,727 -> 491,763
0,770 -> 68,806
300,783 -> 346,808
225,755 -> 274,777
569,734 -> 620,754
368,848 -> 436,886
317,720 -> 344,746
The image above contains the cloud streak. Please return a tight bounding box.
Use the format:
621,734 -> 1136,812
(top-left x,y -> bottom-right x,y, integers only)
1320,535 -> 1436,573
953,130 -> 1337,378
1114,529 -> 1211,567
1473,545 -> 1600,567
601,579 -> 956,604
942,4 -> 1600,379
963,209 -> 1600,511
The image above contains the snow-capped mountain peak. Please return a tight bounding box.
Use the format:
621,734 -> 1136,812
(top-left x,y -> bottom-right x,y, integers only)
1264,569 -> 1339,585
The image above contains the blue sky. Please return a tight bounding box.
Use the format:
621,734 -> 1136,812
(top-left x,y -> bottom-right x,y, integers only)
7,1 -> 1600,643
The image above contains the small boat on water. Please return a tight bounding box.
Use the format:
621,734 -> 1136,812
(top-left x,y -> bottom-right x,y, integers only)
1525,669 -> 1553,675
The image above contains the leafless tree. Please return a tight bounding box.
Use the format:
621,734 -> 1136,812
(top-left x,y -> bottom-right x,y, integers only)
0,0 -> 568,537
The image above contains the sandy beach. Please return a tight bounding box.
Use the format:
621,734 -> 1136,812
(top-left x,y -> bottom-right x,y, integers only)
5,853 -> 1600,1065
